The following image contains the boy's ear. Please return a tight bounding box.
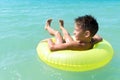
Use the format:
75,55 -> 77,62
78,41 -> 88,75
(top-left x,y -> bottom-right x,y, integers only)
84,30 -> 91,38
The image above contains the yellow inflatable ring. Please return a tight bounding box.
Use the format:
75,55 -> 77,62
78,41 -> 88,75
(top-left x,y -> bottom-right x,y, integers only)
36,38 -> 114,71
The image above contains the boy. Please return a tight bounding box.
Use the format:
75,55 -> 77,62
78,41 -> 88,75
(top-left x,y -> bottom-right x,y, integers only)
45,15 -> 102,51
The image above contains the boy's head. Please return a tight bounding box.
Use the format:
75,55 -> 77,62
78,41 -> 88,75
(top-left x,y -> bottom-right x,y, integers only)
74,15 -> 98,41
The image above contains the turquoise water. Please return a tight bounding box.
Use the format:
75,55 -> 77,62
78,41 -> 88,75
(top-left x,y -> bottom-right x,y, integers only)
0,0 -> 120,80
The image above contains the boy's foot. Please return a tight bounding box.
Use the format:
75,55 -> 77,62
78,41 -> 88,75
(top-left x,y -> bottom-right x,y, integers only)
59,20 -> 64,30
45,19 -> 52,30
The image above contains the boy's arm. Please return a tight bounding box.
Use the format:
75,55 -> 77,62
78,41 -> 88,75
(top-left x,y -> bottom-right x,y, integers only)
92,34 -> 103,44
47,39 -> 91,51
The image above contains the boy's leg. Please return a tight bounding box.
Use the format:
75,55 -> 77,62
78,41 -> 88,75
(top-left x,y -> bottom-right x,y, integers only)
45,19 -> 64,44
59,20 -> 73,43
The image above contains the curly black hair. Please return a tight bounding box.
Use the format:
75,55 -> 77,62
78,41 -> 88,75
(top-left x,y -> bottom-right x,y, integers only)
75,15 -> 98,37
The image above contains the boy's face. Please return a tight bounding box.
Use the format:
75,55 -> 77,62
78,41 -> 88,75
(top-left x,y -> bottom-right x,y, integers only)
73,23 -> 86,41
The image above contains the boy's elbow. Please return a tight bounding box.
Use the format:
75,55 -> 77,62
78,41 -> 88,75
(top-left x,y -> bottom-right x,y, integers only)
93,34 -> 103,42
99,37 -> 103,42
93,37 -> 103,44
96,35 -> 103,42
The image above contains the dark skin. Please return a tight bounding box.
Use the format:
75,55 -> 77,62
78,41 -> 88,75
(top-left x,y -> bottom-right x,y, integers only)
45,19 -> 102,51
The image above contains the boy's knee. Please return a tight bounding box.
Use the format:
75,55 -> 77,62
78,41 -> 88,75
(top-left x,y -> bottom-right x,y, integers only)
55,31 -> 61,36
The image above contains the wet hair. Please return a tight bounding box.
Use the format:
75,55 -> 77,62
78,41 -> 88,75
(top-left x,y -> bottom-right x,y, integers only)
75,15 -> 98,37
